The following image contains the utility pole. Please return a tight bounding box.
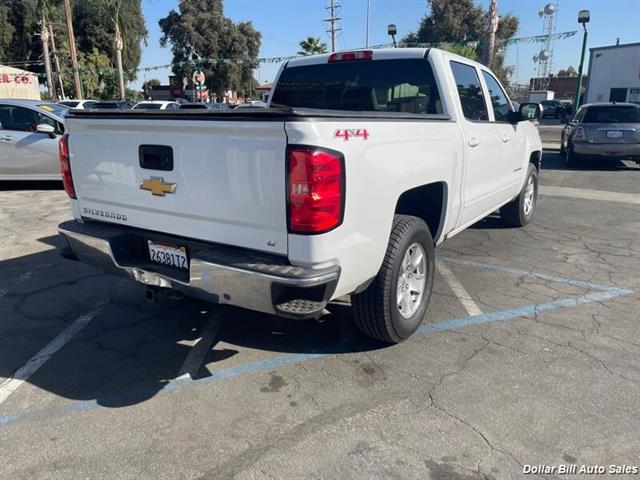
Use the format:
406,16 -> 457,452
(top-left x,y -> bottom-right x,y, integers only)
324,0 -> 341,53
40,17 -> 54,99
115,21 -> 125,100
49,24 -> 66,100
365,0 -> 370,48
484,0 -> 499,66
63,0 -> 82,99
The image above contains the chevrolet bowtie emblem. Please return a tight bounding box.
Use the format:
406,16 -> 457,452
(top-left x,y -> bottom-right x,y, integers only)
140,177 -> 177,196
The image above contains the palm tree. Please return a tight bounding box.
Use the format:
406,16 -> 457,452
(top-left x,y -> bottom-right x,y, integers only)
298,37 -> 328,56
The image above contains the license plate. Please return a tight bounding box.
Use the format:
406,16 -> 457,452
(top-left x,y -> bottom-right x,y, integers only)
147,240 -> 188,270
606,130 -> 623,139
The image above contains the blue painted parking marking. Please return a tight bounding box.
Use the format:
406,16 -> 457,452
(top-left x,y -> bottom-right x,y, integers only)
0,258 -> 632,429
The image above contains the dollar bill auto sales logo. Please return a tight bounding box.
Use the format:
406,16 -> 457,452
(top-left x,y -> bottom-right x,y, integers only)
334,128 -> 369,141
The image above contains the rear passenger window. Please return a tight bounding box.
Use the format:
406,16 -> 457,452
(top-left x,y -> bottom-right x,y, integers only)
450,61 -> 489,121
271,59 -> 443,115
481,71 -> 512,122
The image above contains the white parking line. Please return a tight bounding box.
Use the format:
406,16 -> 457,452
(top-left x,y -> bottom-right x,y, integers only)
0,302 -> 106,405
176,311 -> 221,380
539,186 -> 640,205
437,261 -> 483,317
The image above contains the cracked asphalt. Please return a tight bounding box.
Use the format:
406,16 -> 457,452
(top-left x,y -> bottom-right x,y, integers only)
0,150 -> 639,480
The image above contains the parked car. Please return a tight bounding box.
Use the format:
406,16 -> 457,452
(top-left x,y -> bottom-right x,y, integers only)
561,102 -> 640,166
559,100 -> 573,117
0,99 -> 68,180
58,99 -> 98,109
92,100 -> 135,109
178,103 -> 219,110
58,48 -> 542,343
133,101 -> 180,110
234,101 -> 268,109
540,99 -> 564,118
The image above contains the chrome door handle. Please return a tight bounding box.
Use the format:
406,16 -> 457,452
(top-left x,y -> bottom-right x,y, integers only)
2,135 -> 14,142
468,137 -> 481,147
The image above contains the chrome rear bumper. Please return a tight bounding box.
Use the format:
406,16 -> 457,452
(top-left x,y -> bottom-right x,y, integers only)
58,220 -> 340,318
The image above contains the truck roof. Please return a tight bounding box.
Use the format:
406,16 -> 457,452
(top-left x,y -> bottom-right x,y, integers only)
283,47 -> 486,71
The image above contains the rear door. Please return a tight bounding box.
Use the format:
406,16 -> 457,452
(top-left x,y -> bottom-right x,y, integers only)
448,60 -> 504,226
67,117 -> 289,254
480,69 -> 527,197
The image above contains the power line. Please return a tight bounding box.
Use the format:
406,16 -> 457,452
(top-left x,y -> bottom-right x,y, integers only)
324,0 -> 342,53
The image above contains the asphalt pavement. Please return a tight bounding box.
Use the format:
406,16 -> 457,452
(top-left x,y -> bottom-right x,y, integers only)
1,149 -> 639,479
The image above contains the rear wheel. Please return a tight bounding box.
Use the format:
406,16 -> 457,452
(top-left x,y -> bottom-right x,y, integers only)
351,215 -> 435,343
500,163 -> 538,227
566,143 -> 580,168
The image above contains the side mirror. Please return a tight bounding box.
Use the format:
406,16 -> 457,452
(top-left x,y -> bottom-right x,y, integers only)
518,103 -> 541,122
36,123 -> 56,138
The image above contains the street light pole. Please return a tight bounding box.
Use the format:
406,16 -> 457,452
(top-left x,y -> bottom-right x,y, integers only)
574,10 -> 590,112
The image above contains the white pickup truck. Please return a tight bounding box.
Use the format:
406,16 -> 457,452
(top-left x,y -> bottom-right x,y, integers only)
58,48 -> 542,343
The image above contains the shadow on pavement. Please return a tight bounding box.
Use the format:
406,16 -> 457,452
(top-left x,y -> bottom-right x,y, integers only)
542,149 -> 638,171
0,235 -> 385,409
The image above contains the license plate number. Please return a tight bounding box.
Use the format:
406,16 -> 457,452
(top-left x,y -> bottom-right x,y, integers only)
606,130 -> 623,139
148,240 -> 188,270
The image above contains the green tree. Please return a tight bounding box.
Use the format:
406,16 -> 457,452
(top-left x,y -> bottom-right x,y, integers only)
142,78 -> 161,97
403,0 -> 518,85
0,3 -> 16,61
73,0 -> 147,82
159,0 -> 261,100
0,0 -> 147,98
0,0 -> 42,69
59,47 -> 112,99
298,37 -> 328,56
558,66 -> 577,77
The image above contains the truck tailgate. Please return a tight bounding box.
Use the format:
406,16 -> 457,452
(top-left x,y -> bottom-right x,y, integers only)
67,117 -> 288,254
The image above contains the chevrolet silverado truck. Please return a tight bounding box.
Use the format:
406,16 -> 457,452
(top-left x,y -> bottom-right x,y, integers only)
58,48 -> 542,343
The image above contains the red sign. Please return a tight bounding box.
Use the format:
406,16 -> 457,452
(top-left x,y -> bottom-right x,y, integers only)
0,74 -> 34,84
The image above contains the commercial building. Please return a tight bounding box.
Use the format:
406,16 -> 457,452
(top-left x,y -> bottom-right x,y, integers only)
584,42 -> 640,104
0,65 -> 40,100
528,75 -> 587,100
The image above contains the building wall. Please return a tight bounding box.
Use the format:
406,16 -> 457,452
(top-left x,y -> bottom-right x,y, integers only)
585,43 -> 640,104
0,66 -> 40,100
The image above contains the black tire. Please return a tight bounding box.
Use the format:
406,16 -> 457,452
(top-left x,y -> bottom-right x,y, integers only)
351,215 -> 435,343
566,143 -> 580,168
500,163 -> 538,227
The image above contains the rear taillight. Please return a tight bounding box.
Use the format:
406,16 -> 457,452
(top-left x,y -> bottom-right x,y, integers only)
58,134 -> 76,199
572,126 -> 586,141
328,50 -> 373,62
287,146 -> 344,234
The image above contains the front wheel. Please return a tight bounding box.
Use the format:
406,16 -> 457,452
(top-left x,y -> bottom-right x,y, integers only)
351,215 -> 435,343
500,163 -> 538,227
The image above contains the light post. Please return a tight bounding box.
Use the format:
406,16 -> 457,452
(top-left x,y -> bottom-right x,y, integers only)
388,24 -> 397,47
573,9 -> 590,112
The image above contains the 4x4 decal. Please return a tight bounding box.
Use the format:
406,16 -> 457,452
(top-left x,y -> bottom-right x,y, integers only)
334,129 -> 369,141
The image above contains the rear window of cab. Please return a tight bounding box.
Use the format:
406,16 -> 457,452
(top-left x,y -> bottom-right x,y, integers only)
271,58 -> 443,115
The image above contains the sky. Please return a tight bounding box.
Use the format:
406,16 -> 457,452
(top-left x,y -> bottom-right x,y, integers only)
133,0 -> 640,90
